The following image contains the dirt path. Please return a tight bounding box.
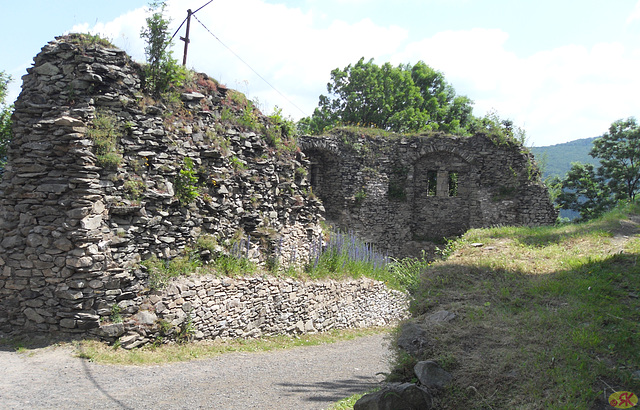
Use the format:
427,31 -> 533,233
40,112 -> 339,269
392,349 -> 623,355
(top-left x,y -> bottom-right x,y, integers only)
0,333 -> 391,409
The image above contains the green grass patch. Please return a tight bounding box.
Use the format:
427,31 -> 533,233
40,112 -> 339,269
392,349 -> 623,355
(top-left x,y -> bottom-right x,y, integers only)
328,388 -> 381,410
389,204 -> 640,409
144,229 -> 425,293
75,327 -> 390,365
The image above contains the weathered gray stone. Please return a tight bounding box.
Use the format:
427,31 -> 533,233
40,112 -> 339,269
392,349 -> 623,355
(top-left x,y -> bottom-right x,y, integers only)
24,307 -> 46,323
414,360 -> 453,390
53,116 -> 85,128
426,310 -> 456,324
396,322 -> 430,357
354,383 -> 432,410
34,62 -> 60,76
98,323 -> 125,337
80,215 -> 103,230
135,310 -> 157,325
60,318 -> 76,328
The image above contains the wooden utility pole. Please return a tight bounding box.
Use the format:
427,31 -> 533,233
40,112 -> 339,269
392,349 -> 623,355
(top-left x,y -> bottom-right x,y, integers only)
180,9 -> 192,66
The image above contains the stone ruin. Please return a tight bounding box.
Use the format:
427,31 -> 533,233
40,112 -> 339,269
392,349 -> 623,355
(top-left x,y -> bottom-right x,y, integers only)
300,129 -> 557,257
0,35 -> 555,344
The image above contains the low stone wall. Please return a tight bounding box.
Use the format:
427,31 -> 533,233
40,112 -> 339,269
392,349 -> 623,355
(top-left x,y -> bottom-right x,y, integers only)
107,275 -> 409,348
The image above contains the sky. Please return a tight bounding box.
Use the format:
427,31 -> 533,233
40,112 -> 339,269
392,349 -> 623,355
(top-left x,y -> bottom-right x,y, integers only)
1,0 -> 640,147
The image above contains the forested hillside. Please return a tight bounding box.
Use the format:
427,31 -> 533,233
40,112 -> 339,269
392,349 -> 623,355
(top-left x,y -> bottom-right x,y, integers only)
530,137 -> 599,178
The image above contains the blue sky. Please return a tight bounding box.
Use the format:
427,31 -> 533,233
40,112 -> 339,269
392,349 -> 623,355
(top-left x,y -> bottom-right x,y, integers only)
2,0 -> 640,146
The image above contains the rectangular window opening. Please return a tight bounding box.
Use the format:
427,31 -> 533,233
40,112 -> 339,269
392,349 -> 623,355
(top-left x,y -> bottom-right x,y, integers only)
427,170 -> 437,196
449,172 -> 459,197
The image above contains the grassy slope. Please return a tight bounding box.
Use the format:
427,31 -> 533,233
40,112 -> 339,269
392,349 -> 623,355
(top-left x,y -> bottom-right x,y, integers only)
390,203 -> 640,409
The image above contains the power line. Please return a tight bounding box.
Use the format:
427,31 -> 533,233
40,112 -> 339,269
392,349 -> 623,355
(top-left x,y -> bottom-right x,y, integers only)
191,13 -> 308,117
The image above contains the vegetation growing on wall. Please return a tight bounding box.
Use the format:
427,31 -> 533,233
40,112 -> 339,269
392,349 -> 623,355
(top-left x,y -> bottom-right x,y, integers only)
174,157 -> 199,205
88,110 -> 123,169
140,1 -> 189,96
66,32 -> 115,49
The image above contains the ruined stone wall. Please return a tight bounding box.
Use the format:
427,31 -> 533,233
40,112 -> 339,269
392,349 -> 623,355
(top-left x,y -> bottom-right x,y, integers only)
0,35 -> 345,340
113,276 -> 408,348
301,130 -> 558,257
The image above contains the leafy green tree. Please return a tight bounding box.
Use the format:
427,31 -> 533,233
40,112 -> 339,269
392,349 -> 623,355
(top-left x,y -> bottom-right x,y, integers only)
140,1 -> 186,95
557,117 -> 639,220
591,117 -> 640,202
299,58 -> 474,135
0,71 -> 12,170
556,163 -> 614,221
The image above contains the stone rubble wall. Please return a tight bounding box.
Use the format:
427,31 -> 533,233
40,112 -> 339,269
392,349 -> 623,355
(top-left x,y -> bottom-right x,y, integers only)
109,275 -> 409,348
0,35 -> 373,342
301,131 -> 558,257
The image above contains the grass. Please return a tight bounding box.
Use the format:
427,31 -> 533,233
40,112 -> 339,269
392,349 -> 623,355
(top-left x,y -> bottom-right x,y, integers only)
328,389 -> 381,410
143,229 -> 426,292
387,202 -> 640,409
74,327 -> 389,365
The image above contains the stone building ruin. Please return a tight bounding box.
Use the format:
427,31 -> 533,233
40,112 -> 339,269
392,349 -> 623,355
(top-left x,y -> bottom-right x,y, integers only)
300,129 -> 557,257
0,35 -> 555,344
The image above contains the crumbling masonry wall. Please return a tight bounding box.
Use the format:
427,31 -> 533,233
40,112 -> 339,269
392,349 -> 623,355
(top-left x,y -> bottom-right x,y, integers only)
300,130 -> 558,257
0,36 -> 409,343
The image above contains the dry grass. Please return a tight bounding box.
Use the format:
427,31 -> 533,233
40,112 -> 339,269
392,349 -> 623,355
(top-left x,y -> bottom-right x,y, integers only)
75,327 -> 390,366
389,203 -> 640,409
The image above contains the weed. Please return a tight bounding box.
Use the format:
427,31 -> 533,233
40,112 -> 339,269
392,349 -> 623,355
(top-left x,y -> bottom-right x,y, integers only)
88,110 -> 122,169
110,304 -> 123,323
123,177 -> 145,200
174,157 -> 199,205
66,33 -> 114,49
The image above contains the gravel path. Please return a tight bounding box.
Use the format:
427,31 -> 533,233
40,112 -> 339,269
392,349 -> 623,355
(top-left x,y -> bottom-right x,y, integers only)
0,333 -> 391,409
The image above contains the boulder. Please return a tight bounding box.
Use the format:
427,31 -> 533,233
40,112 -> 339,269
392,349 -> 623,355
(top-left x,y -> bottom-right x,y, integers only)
396,321 -> 429,357
414,360 -> 453,389
354,383 -> 433,410
425,310 -> 456,324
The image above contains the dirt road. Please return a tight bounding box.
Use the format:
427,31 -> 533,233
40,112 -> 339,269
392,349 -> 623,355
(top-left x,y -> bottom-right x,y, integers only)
0,333 -> 390,409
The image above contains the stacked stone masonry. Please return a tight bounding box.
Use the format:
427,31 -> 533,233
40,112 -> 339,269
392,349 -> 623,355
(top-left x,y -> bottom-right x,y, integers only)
0,36 -> 404,343
112,276 -> 408,349
300,129 -> 558,257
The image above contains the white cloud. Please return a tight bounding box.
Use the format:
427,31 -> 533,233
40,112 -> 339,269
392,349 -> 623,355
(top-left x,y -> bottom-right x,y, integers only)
70,0 -> 640,147
627,0 -> 640,24
72,0 -> 407,117
70,7 -> 148,62
392,28 -> 640,146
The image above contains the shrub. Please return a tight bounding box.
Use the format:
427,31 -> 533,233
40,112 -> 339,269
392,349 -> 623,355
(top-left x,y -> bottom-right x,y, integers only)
174,157 -> 199,205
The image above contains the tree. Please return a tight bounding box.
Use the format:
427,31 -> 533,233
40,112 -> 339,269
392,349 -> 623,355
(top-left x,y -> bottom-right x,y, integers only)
140,1 -> 186,95
591,117 -> 640,202
0,71 -> 12,170
298,58 -> 474,135
556,163 -> 613,221
557,117 -> 640,220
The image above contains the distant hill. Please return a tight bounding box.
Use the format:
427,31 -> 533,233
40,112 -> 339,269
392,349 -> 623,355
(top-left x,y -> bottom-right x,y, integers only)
530,137 -> 599,179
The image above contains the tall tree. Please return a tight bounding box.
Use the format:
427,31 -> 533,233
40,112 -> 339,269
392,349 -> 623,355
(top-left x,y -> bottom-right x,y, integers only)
556,163 -> 613,221
591,117 -> 640,202
299,58 -> 474,135
557,117 -> 640,219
